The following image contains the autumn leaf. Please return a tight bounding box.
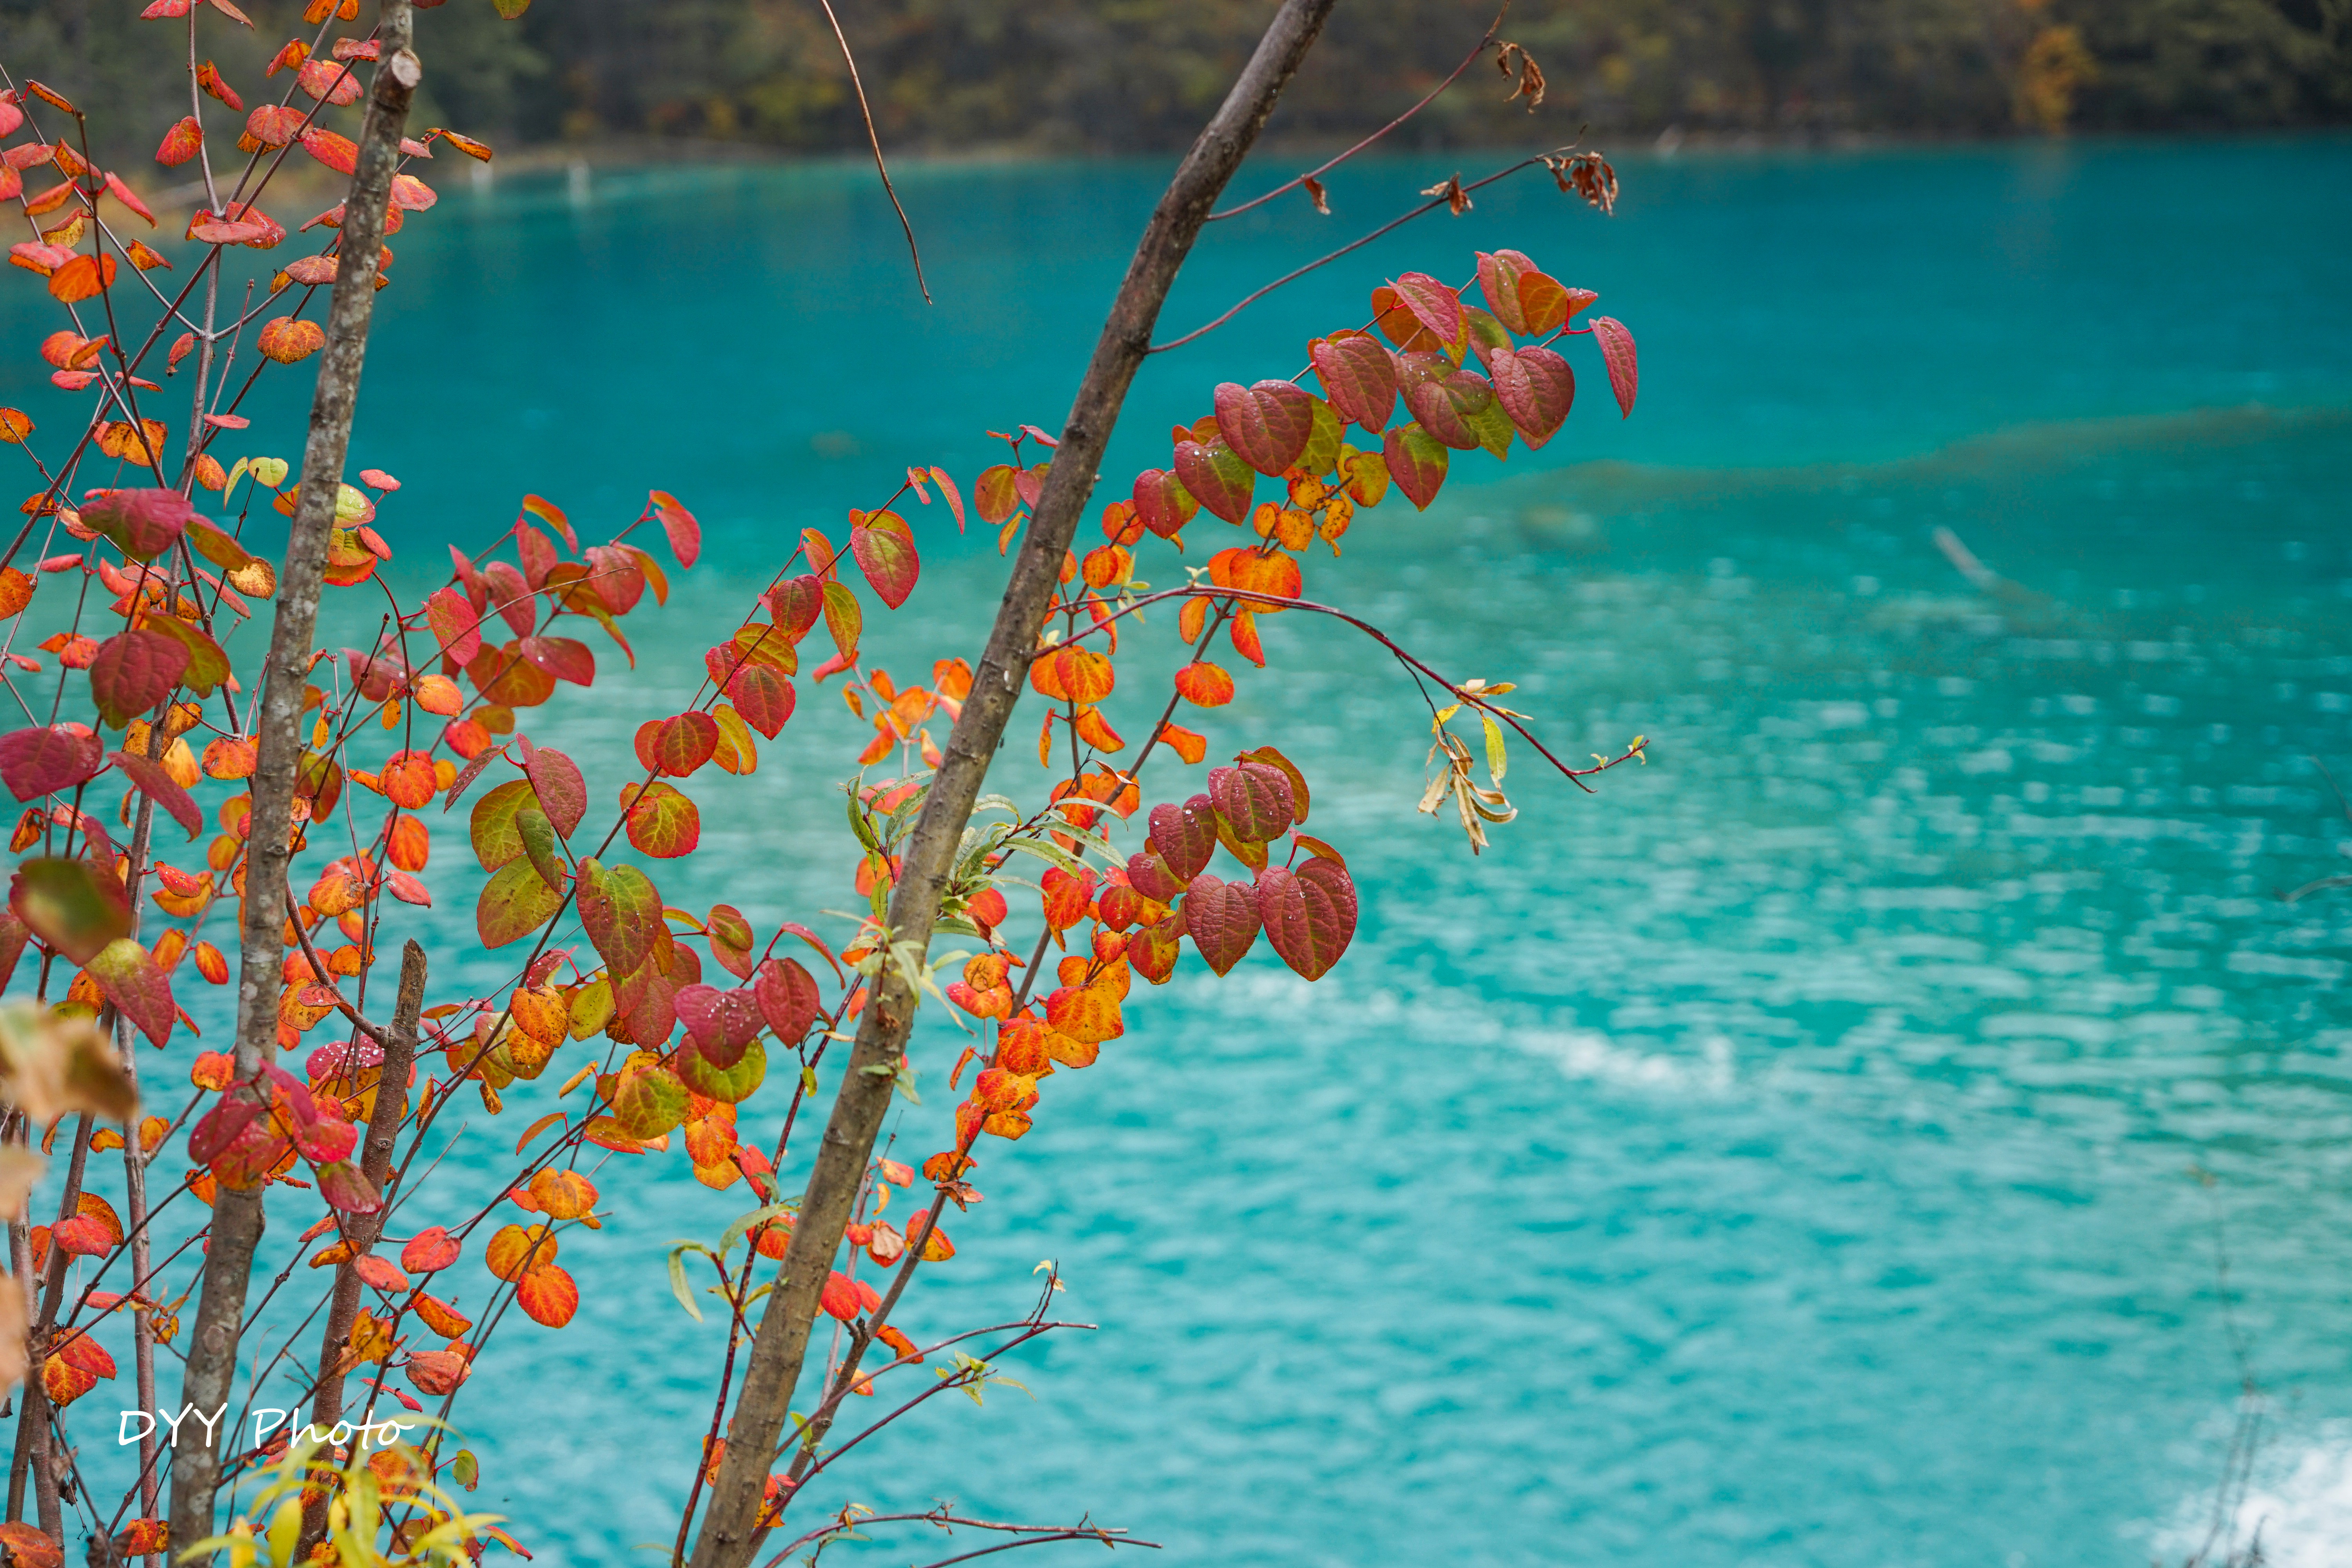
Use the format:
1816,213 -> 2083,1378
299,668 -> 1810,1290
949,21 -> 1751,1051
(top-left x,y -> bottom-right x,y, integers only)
1208,761 -> 1296,842
1212,380 -> 1316,477
1488,346 -> 1575,448
1310,334 -> 1399,433
1172,432 -> 1255,525
1590,316 -> 1639,416
1029,646 -> 1113,704
850,509 -> 919,609
485,1223 -> 557,1281
515,1264 -> 579,1327
1172,661 -> 1234,708
108,750 -> 200,838
1254,858 -> 1358,980
650,488 -> 699,566
521,741 -> 586,837
623,780 -> 700,858
1381,423 -> 1450,510
401,1226 -> 461,1273
155,116 -> 203,167
0,726 -> 103,800
1147,797 -> 1218,880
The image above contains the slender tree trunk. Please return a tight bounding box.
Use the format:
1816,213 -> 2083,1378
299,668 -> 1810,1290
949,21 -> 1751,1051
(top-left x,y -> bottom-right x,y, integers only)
296,941 -> 423,1554
9,1112 -> 91,1540
167,9 -> 419,1555
684,2 -> 1338,1561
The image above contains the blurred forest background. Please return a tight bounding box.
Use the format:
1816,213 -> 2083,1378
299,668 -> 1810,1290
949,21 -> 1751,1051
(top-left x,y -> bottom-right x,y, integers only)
0,0 -> 2346,169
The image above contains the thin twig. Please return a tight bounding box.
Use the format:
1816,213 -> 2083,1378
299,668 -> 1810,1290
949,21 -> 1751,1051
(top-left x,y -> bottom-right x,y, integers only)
813,0 -> 929,304
1153,147 -> 1576,352
1207,0 -> 1512,223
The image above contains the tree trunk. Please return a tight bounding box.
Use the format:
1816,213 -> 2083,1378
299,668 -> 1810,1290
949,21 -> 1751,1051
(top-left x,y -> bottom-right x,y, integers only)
167,7 -> 419,1555
684,2 -> 1338,1562
296,941 -> 423,1554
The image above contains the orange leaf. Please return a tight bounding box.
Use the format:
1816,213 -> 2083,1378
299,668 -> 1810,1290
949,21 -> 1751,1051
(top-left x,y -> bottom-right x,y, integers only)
1172,662 -> 1234,708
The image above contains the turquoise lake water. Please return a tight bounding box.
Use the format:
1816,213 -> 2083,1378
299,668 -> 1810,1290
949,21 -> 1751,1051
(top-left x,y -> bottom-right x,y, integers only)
13,135 -> 2352,1564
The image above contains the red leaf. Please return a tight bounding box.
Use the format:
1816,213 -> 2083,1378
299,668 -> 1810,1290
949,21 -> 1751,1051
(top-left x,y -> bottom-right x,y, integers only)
1488,346 -> 1575,449
1212,380 -> 1316,477
1208,762 -> 1295,842
0,725 -> 102,800
103,173 -> 156,227
752,956 -> 820,1044
316,1160 -> 383,1213
651,489 -> 700,568
1398,361 -> 1493,452
51,1214 -> 112,1257
108,750 -> 200,839
1172,434 -> 1256,525
1255,858 -> 1357,980
86,631 -> 189,731
519,635 -> 594,686
353,1253 -> 408,1293
674,982 -> 763,1064
1381,424 -> 1450,511
769,576 -> 823,641
1131,469 -> 1197,539
1147,797 -> 1217,880
425,585 -> 482,663
849,511 -> 919,610
1475,249 -> 1537,335
81,488 -> 193,561
1180,873 -> 1260,975
401,1225 -> 461,1273
724,663 -> 795,738
1590,316 -> 1638,416
1126,849 -> 1186,903
520,741 -> 585,838
297,125 -> 356,175
1310,335 -> 1399,432
1390,271 -> 1464,347
643,712 -> 719,777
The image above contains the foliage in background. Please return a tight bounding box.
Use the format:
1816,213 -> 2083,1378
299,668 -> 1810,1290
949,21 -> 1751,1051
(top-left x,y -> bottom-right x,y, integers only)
10,0 -> 2348,174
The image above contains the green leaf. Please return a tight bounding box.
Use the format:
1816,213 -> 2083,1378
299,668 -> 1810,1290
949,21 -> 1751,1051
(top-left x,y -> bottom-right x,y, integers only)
575,858 -> 662,975
475,858 -> 565,949
1481,714 -> 1508,783
610,1058 -> 690,1140
821,580 -> 862,661
469,779 -> 539,873
717,1200 -> 797,1259
679,1035 -> 765,1104
515,803 -> 568,892
10,857 -> 130,964
667,1244 -> 706,1321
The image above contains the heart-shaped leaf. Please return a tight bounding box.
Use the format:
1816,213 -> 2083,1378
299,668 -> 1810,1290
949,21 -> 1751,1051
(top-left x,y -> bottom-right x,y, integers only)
86,630 -> 188,729
674,983 -> 764,1065
1213,380 -> 1315,477
623,780 -> 700,858
1401,369 -> 1494,452
1382,423 -> 1450,510
724,662 -> 795,738
1310,334 -> 1398,432
753,956 -> 821,1044
80,488 -> 193,561
769,574 -> 824,641
1132,468 -> 1198,539
1126,849 -> 1186,904
1172,434 -> 1256,524
1488,346 -> 1575,448
1180,873 -> 1260,976
1475,249 -> 1538,334
0,725 -> 102,800
575,858 -> 662,976
851,509 -> 920,609
1255,858 -> 1357,981
1147,797 -> 1217,880
477,859 -> 565,949
680,1033 -> 766,1104
1208,762 -> 1295,842
1390,271 -> 1464,347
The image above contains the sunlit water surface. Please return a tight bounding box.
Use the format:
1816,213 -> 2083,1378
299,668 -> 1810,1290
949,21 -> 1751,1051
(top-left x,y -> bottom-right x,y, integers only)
8,137 -> 2352,1566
